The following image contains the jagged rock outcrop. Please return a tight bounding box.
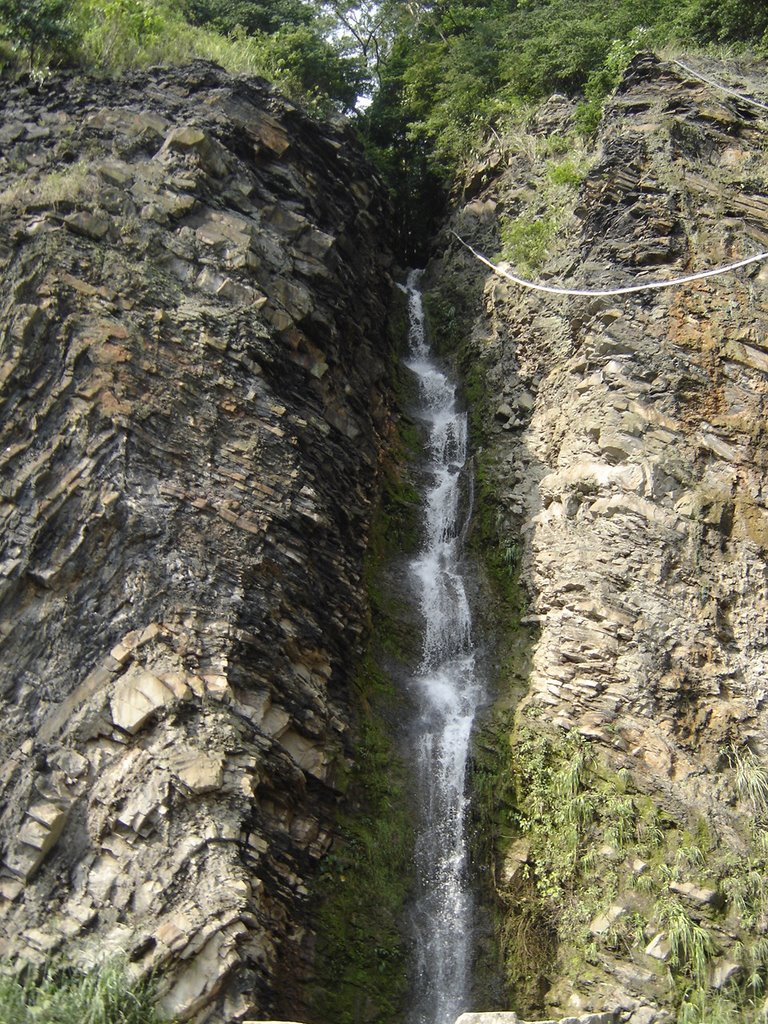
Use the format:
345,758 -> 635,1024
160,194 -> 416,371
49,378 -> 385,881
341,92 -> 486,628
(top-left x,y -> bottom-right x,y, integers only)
0,62 -> 398,1021
427,53 -> 768,1022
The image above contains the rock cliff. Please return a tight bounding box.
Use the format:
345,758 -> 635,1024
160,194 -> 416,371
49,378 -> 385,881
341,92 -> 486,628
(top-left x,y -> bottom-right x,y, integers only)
0,62 -> 399,1022
426,53 -> 768,1024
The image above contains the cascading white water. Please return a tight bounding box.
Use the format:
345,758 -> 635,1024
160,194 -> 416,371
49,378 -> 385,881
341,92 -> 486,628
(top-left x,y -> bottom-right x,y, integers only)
404,270 -> 483,1024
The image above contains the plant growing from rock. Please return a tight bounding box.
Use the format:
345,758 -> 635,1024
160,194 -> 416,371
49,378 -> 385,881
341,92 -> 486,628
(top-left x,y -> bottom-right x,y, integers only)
0,160 -> 99,215
496,140 -> 592,275
730,745 -> 768,817
656,894 -> 716,984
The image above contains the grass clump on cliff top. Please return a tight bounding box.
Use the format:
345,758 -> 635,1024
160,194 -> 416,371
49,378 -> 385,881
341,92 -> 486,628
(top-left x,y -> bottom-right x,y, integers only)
0,0 -> 365,115
0,957 -> 170,1024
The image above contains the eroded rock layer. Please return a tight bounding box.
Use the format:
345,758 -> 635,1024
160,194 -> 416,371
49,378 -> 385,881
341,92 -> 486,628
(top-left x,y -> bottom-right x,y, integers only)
0,63 -> 397,1022
428,54 -> 768,1022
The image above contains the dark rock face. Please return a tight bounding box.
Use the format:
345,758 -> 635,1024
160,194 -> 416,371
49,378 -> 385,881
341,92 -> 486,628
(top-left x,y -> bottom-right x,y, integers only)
0,62 -> 398,1022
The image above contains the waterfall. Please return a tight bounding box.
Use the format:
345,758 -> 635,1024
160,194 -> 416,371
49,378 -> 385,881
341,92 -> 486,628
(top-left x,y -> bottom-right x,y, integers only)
404,270 -> 483,1024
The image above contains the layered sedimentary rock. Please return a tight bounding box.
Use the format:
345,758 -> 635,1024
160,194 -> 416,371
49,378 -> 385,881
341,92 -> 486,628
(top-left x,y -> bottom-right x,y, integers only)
428,54 -> 768,1022
0,63 -> 397,1021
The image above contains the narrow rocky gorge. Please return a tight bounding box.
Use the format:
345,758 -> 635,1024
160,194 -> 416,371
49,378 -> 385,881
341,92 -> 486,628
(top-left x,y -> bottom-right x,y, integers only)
0,63 -> 401,1022
426,53 -> 768,1023
3,43 -> 768,1024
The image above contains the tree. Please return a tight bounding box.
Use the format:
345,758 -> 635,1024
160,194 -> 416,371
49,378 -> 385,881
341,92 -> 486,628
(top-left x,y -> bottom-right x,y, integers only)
0,0 -> 74,67
183,0 -> 315,36
254,23 -> 367,110
319,0 -> 400,88
674,0 -> 768,44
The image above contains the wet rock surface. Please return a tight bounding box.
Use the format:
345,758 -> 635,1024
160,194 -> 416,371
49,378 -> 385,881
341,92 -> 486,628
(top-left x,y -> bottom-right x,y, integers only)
428,53 -> 768,1020
0,62 -> 398,1021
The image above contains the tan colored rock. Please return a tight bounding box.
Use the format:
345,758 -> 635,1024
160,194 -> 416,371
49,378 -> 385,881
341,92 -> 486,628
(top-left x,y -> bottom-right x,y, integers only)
297,227 -> 334,259
645,934 -> 672,962
161,126 -> 229,177
711,960 -> 742,989
97,161 -> 133,187
5,802 -> 70,880
669,881 -> 722,908
156,913 -> 194,952
251,112 -> 290,154
499,839 -> 531,886
279,728 -> 328,779
589,903 -> 627,936
110,666 -> 180,734
0,878 -> 24,901
169,750 -> 224,793
64,211 -> 111,240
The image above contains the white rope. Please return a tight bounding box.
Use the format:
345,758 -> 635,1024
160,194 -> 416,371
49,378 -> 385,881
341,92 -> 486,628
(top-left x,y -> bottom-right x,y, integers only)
670,58 -> 768,113
451,231 -> 768,298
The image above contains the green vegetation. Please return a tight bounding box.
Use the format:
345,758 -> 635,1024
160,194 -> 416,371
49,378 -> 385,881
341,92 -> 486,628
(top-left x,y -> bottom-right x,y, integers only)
308,289 -> 419,1024
0,957 -> 169,1024
360,0 -> 768,255
3,0 -> 768,1019
658,894 -> 716,982
495,135 -> 591,273
499,217 -> 553,276
0,0 -> 72,68
411,16 -> 768,1017
731,745 -> 768,815
470,719 -> 768,1021
422,273 -> 485,363
0,160 -> 96,211
310,660 -> 415,1024
2,0 -> 768,251
0,0 -> 365,112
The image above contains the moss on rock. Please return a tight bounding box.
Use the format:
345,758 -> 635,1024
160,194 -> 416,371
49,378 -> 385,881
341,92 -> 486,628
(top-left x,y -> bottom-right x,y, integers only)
307,283 -> 421,1024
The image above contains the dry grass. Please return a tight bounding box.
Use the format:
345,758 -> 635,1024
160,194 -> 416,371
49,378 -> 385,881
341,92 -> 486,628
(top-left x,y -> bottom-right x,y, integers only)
0,160 -> 97,212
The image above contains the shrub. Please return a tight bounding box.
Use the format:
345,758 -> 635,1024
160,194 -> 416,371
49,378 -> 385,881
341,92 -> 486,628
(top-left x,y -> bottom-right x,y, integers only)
547,157 -> 587,187
672,0 -> 768,46
657,895 -> 716,983
499,216 -> 554,275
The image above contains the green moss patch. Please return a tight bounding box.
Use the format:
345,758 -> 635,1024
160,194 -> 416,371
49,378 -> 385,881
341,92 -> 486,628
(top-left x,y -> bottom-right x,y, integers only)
307,286 -> 421,1024
310,671 -> 415,1024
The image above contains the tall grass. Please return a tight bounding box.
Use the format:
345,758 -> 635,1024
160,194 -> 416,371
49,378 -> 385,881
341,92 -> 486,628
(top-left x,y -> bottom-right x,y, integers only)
71,0 -> 279,77
731,746 -> 768,816
0,958 -> 168,1024
657,895 -> 716,983
0,0 -> 354,116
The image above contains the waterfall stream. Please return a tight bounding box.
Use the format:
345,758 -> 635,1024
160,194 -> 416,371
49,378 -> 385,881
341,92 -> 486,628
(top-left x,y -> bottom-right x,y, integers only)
404,270 -> 483,1024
